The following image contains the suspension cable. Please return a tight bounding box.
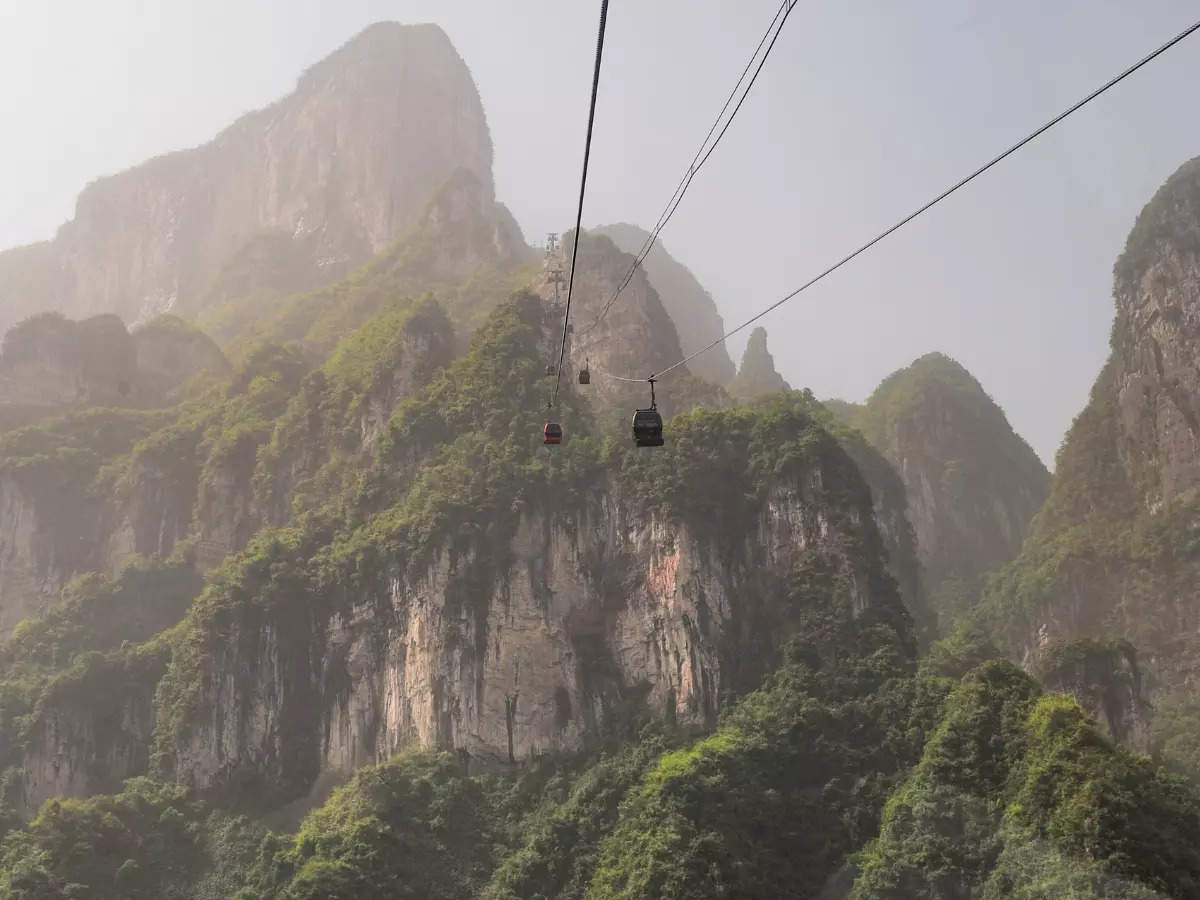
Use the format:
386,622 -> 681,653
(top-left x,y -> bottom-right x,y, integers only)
582,0 -> 797,337
550,0 -> 610,408
606,15 -> 1200,385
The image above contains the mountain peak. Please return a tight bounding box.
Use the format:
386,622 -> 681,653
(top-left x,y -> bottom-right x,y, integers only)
0,20 -> 494,338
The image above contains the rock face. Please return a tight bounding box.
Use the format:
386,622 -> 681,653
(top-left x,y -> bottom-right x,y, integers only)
828,353 -> 1049,627
160,457 -> 906,805
729,327 -> 790,399
0,21 -> 495,335
593,223 -> 735,385
1111,156 -> 1200,512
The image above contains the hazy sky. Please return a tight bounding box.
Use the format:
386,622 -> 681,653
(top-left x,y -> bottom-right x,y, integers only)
3,1 -> 1200,465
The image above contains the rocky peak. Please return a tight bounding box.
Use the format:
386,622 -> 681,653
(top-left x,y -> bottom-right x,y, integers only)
1109,156 -> 1200,512
730,327 -> 789,399
593,223 -> 735,385
828,352 -> 1049,625
0,21 -> 494,336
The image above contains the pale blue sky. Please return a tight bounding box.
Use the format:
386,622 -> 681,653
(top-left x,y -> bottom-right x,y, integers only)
2,1 -> 1200,465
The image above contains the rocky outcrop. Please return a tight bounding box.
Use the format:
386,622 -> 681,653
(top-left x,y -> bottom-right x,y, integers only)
131,316 -> 230,403
0,313 -> 138,409
0,312 -> 228,424
20,645 -> 167,816
593,223 -> 735,385
828,353 -> 1049,626
1034,639 -> 1151,751
0,21 -> 496,335
729,327 -> 790,399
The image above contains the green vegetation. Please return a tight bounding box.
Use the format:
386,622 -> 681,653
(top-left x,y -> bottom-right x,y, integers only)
851,663 -> 1200,898
4,156 -> 1200,900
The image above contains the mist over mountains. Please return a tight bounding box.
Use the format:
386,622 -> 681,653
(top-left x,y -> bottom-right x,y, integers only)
0,19 -> 1199,899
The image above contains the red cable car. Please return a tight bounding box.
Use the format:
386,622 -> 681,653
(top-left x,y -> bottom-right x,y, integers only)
543,422 -> 563,445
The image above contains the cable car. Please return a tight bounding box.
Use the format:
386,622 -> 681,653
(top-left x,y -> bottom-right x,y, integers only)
578,361 -> 590,385
543,422 -> 563,445
632,408 -> 663,447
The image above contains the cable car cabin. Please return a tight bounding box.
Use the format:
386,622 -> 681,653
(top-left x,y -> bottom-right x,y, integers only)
632,408 -> 664,447
578,366 -> 590,385
543,422 -> 563,445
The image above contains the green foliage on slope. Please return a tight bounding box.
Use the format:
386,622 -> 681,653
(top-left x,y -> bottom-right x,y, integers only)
850,662 -> 1200,899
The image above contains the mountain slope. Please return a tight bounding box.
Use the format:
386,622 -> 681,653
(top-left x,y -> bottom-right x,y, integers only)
0,22 -> 496,335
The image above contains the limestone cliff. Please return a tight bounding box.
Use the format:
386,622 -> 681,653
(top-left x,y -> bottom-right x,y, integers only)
593,223 -> 736,385
982,154 -> 1200,704
0,21 -> 495,335
828,353 -> 1049,627
155,406 -> 908,807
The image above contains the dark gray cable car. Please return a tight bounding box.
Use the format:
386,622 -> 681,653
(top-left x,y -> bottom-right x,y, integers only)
578,359 -> 590,385
633,379 -> 664,447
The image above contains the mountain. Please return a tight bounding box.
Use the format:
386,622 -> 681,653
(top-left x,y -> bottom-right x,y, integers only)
593,223 -> 736,385
0,22 -> 497,336
4,19 -> 1200,900
828,352 -> 1050,629
981,156 -> 1200,748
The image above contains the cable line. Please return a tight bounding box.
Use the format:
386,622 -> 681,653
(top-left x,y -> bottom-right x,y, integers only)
613,15 -> 1200,384
551,0 -> 610,407
583,0 -> 797,336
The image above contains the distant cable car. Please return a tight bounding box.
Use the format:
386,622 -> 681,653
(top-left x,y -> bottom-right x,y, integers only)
543,422 -> 563,445
578,360 -> 591,385
632,379 -> 664,447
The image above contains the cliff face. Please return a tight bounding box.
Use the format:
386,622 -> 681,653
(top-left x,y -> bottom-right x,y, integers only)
157,419 -> 906,806
593,223 -> 736,385
0,22 -> 495,335
982,155 -> 1200,705
829,353 -> 1049,627
1111,156 -> 1200,512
